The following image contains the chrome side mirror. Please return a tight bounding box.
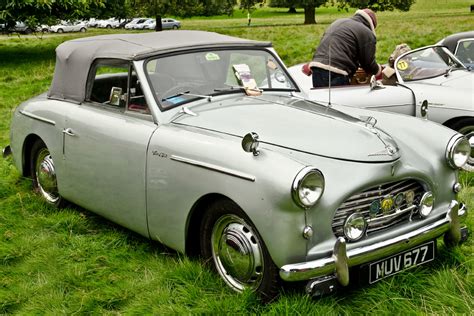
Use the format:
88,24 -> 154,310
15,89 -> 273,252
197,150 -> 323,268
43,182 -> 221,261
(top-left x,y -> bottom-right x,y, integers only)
242,132 -> 260,156
369,75 -> 385,90
420,100 -> 429,119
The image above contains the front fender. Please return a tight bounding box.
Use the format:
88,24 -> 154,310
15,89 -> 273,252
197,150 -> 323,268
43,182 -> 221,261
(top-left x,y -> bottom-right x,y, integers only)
146,123 -> 310,267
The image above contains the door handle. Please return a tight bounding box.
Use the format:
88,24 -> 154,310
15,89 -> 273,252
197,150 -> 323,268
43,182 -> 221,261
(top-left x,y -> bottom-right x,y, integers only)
62,128 -> 76,136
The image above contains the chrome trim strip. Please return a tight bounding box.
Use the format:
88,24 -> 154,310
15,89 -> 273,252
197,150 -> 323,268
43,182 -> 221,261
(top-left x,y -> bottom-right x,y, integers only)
170,155 -> 256,182
20,110 -> 56,126
366,205 -> 417,225
280,202 -> 457,282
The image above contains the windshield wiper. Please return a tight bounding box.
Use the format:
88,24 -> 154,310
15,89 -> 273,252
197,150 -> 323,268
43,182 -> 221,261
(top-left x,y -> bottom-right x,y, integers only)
162,91 -> 213,102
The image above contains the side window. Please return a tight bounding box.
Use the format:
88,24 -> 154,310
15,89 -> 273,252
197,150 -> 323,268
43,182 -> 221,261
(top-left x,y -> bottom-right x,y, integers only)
89,61 -> 129,108
88,60 -> 150,114
128,68 -> 150,114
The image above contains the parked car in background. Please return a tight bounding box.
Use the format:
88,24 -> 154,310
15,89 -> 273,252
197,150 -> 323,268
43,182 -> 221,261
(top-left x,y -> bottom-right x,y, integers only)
162,18 -> 181,29
125,18 -> 148,29
289,45 -> 474,170
437,31 -> 474,68
97,18 -> 120,29
134,18 -> 154,30
0,21 -> 49,34
86,18 -> 100,28
50,21 -> 87,33
5,31 -> 470,301
145,18 -> 181,30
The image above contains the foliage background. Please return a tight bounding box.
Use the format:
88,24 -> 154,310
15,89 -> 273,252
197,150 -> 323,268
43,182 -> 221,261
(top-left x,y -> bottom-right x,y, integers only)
0,0 -> 473,313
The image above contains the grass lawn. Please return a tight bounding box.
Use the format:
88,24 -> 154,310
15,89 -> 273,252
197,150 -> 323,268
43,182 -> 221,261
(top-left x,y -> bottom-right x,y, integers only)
0,0 -> 473,313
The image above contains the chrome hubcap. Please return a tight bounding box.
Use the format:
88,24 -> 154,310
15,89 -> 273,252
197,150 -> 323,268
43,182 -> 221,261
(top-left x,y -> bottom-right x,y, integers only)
35,148 -> 59,203
211,214 -> 264,292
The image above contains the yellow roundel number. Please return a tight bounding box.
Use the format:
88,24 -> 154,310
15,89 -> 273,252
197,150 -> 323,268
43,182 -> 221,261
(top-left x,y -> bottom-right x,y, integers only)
397,60 -> 409,71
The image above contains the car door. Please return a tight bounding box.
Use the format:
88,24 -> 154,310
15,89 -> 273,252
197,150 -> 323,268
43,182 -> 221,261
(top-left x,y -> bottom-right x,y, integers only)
61,59 -> 157,237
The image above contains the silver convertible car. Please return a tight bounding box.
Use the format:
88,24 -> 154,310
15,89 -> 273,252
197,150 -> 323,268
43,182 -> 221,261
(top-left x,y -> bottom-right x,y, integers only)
4,31 -> 471,301
289,45 -> 473,171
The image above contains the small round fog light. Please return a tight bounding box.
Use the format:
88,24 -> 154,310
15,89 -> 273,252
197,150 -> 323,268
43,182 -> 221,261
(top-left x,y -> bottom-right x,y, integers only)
419,192 -> 434,218
343,213 -> 367,241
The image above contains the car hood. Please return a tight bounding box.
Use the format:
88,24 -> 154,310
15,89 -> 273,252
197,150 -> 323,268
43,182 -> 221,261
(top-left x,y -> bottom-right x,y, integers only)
405,70 -> 473,110
172,94 -> 400,163
408,69 -> 473,90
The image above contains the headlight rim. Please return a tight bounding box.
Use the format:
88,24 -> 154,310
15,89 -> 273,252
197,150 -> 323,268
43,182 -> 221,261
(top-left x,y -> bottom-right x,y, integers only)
343,212 -> 368,242
291,167 -> 325,209
418,191 -> 435,218
446,134 -> 470,169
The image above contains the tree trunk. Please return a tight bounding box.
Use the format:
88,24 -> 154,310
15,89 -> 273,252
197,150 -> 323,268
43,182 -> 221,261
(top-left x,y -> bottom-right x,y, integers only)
155,15 -> 162,31
287,6 -> 297,13
304,6 -> 316,24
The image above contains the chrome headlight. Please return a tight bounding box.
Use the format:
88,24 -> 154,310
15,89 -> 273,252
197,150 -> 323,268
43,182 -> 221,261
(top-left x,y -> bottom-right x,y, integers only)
446,135 -> 470,169
343,213 -> 367,241
419,191 -> 434,218
292,167 -> 325,209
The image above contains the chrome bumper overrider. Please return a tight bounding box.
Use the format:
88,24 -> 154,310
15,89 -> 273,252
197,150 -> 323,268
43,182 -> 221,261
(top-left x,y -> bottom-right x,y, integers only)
280,200 -> 467,284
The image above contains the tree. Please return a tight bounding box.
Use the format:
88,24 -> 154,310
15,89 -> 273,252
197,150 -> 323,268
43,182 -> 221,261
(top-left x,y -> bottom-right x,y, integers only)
337,0 -> 416,11
131,0 -> 236,18
0,0 -> 107,29
269,0 -> 327,24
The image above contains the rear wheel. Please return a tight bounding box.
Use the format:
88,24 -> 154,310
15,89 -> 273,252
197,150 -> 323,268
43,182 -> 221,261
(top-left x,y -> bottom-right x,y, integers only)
80,27 -> 86,32
447,118 -> 474,171
57,28 -> 64,33
200,199 -> 280,302
30,140 -> 65,207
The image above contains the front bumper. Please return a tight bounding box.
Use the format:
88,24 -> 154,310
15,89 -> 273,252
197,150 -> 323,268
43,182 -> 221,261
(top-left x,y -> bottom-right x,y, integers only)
280,200 -> 467,284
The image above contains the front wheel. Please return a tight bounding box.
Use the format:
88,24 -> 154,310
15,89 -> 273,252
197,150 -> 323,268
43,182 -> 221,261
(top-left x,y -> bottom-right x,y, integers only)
80,27 -> 86,33
30,140 -> 65,207
447,118 -> 474,171
200,199 -> 280,301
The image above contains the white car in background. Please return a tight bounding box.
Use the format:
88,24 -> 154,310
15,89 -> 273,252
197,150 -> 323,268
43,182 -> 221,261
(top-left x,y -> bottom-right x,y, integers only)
50,21 -> 87,33
134,18 -> 154,30
97,18 -> 120,29
125,18 -> 148,29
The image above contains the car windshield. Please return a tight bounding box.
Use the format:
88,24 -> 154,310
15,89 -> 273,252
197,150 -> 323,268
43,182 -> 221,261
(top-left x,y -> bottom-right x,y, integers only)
396,46 -> 464,81
455,39 -> 474,68
145,49 -> 296,110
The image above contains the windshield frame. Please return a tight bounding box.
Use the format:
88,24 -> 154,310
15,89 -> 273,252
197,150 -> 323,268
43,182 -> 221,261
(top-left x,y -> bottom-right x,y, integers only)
454,38 -> 474,68
143,46 -> 299,111
394,45 -> 466,84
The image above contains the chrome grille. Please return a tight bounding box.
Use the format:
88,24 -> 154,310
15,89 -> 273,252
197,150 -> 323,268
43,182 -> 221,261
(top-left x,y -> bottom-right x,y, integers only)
332,180 -> 426,237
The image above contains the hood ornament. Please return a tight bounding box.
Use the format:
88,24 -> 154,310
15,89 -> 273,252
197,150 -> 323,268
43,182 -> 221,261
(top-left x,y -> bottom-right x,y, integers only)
368,144 -> 399,157
360,116 -> 377,128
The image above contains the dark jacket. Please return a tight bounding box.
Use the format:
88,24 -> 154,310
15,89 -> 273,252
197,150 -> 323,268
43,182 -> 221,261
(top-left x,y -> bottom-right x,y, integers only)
312,13 -> 379,77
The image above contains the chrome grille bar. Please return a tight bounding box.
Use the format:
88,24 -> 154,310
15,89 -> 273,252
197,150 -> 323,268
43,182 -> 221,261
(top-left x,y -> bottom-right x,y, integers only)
332,180 -> 426,238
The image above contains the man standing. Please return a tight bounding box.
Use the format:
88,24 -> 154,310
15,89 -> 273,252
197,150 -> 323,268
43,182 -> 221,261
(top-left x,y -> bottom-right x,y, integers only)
306,9 -> 382,87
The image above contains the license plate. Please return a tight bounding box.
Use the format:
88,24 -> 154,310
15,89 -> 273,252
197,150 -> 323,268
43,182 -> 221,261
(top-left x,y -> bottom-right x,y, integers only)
368,241 -> 436,284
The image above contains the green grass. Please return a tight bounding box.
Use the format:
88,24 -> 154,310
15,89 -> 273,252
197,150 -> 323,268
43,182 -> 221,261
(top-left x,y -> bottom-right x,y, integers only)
1,0 -> 473,313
